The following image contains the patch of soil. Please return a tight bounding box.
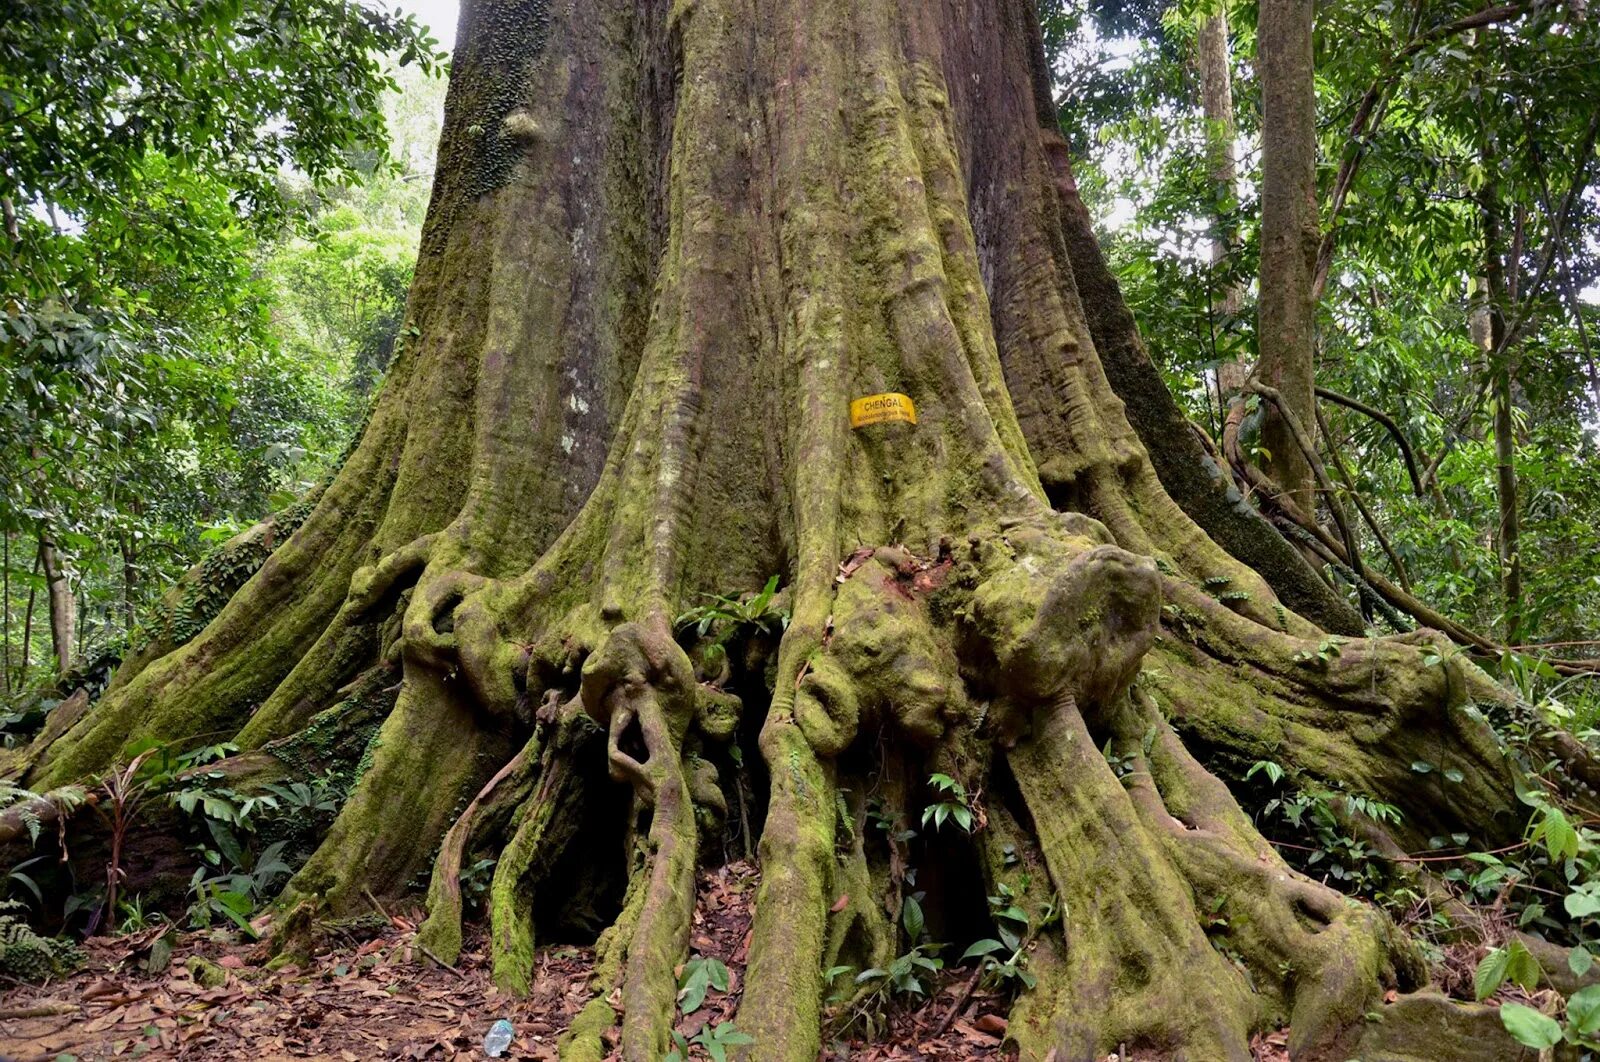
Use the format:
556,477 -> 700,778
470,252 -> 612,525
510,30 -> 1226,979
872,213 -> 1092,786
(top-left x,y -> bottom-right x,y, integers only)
0,917 -> 593,1060
0,861 -> 1295,1061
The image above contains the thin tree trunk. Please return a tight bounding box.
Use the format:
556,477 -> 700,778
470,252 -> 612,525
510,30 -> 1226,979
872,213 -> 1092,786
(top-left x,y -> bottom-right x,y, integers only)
2,532 -> 11,696
119,531 -> 138,631
20,548 -> 38,688
1479,191 -> 1522,645
1197,9 -> 1245,406
39,535 -> 74,678
1256,0 -> 1320,513
1474,45 -> 1522,646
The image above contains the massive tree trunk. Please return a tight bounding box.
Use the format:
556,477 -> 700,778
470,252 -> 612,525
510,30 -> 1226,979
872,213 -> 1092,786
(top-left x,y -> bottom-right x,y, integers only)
4,1 -> 1579,1058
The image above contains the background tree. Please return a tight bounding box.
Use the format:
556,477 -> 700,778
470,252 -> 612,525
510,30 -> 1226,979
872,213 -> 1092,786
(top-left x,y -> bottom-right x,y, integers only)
1053,0 -> 1600,660
0,1 -> 442,685
1255,0 -> 1320,512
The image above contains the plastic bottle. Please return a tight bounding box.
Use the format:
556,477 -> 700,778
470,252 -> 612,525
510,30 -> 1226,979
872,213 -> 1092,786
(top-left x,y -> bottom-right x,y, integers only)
483,1018 -> 515,1058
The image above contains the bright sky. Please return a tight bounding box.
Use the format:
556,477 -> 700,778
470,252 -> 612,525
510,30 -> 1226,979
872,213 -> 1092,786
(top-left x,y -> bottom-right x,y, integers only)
391,0 -> 459,51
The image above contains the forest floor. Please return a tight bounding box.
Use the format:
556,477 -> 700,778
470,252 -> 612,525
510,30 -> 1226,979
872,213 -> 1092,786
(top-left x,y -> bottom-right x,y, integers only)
0,860 -> 1291,1060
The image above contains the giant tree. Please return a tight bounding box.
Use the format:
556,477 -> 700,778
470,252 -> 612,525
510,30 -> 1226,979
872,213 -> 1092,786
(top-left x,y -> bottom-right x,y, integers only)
7,1 -> 1597,1059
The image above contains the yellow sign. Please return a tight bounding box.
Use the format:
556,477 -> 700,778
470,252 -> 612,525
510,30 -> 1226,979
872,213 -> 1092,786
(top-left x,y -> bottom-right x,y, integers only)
850,392 -> 918,428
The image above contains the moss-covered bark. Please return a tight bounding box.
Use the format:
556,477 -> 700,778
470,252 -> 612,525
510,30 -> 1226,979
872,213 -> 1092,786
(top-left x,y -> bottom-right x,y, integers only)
12,1 -> 1587,1059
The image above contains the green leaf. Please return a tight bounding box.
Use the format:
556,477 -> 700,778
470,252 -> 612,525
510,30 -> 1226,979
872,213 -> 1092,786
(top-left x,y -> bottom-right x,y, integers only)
1474,946 -> 1510,1001
1245,760 -> 1284,785
901,896 -> 925,942
1504,939 -> 1543,992
1567,983 -> 1600,1036
1410,761 -> 1433,774
1570,946 -> 1594,977
1543,807 -> 1580,862
678,962 -> 712,1013
1565,889 -> 1600,919
1499,1003 -> 1561,1049
961,938 -> 1006,960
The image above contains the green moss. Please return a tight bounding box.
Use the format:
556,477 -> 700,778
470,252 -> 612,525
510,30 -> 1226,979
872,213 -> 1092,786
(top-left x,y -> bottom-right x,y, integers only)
186,955 -> 229,988
266,667 -> 397,798
559,998 -> 618,1062
0,902 -> 81,982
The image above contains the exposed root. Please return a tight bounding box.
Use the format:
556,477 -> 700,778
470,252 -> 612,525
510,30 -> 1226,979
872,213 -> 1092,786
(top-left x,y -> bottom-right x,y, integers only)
737,704 -> 836,1061
1119,688 -> 1416,1058
580,622 -> 702,1058
485,714 -> 593,994
414,732 -> 540,965
1006,696 -> 1258,1060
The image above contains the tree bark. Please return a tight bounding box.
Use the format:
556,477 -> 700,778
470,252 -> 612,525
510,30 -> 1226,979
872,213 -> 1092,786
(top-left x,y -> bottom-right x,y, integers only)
1197,8 -> 1246,403
3,531 -> 11,695
1256,0 -> 1320,513
1478,165 -> 1523,645
4,3 -> 1564,1059
38,534 -> 74,678
18,547 -> 38,688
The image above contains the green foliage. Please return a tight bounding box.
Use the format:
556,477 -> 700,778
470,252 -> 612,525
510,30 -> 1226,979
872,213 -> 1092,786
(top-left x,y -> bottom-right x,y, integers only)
0,0 -> 442,233
921,773 -> 975,833
1053,0 -> 1600,648
666,1020 -> 753,1062
1496,986 -> 1600,1053
674,575 -> 789,673
184,840 -> 291,934
676,955 -> 732,1014
116,894 -> 160,935
0,4 -> 445,692
1474,938 -> 1542,1001
852,942 -> 945,999
455,857 -> 497,912
825,889 -> 950,1038
665,958 -> 750,1061
0,781 -> 86,846
960,884 -> 1058,995
1241,758 -> 1401,895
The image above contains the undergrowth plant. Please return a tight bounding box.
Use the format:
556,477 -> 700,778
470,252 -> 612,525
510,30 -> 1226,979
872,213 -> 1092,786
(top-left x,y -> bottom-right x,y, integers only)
665,956 -> 751,1061
922,774 -> 975,834
825,892 -> 946,1039
674,575 -> 789,675
960,883 -> 1058,995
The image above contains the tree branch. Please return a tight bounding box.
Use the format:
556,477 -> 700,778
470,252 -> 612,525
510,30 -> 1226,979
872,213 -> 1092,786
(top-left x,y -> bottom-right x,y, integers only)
1315,402 -> 1413,592
1223,399 -> 1599,674
1246,382 -> 1366,588
1314,386 -> 1424,497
